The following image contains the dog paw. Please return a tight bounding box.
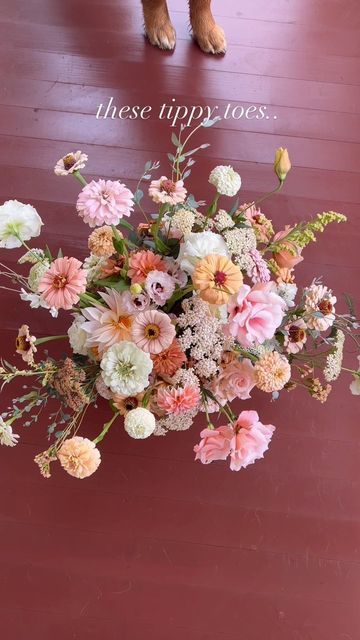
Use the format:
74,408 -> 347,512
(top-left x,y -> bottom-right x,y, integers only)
145,20 -> 176,50
193,23 -> 227,55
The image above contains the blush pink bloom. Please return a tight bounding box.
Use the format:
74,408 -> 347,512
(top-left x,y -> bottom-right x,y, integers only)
229,410 -> 275,471
131,309 -> 176,354
194,425 -> 233,464
149,176 -> 187,205
81,288 -> 133,354
145,270 -> 176,305
38,257 -> 87,310
272,225 -> 303,270
209,358 -> 256,403
76,179 -> 134,227
157,384 -> 200,415
226,283 -> 285,347
128,250 -> 166,284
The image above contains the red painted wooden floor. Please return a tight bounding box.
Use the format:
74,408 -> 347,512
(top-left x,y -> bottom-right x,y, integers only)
1,1 -> 360,638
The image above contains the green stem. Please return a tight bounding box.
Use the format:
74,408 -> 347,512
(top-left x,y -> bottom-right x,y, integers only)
165,284 -> 193,312
73,171 -> 87,187
93,412 -> 120,445
35,335 -> 68,346
233,180 -> 283,222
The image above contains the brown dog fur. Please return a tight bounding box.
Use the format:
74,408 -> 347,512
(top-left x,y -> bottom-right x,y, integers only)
141,0 -> 226,54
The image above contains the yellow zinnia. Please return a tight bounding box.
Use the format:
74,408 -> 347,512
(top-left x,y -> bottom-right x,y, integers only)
192,254 -> 243,305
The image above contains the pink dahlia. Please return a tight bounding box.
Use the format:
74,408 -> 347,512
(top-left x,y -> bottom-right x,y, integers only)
76,179 -> 134,227
229,410 -> 275,471
157,384 -> 200,415
149,176 -> 187,205
128,250 -> 166,284
226,283 -> 285,347
38,257 -> 87,310
131,309 -> 176,354
81,288 -> 133,354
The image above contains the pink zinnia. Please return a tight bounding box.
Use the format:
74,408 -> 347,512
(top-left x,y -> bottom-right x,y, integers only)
128,250 -> 166,284
76,179 -> 134,227
131,309 -> 176,354
38,257 -> 87,310
149,176 -> 187,205
157,384 -> 200,415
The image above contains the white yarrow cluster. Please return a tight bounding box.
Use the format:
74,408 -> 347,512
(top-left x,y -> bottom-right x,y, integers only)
324,330 -> 345,382
209,166 -> 241,197
124,408 -> 156,439
223,227 -> 257,269
171,209 -> 195,236
0,200 -> 43,249
213,209 -> 235,231
100,341 -> 153,396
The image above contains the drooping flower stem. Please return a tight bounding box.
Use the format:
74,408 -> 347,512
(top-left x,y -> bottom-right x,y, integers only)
93,412 -> 120,445
233,180 -> 283,222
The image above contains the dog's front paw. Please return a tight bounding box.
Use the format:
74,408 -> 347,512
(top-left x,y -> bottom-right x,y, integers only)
192,23 -> 227,55
145,18 -> 176,50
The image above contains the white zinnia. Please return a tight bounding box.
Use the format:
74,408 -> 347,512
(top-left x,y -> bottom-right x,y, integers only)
209,165 -> 241,197
124,408 -> 156,439
100,341 -> 153,396
0,200 -> 43,248
177,231 -> 229,274
68,314 -> 88,356
0,417 -> 20,447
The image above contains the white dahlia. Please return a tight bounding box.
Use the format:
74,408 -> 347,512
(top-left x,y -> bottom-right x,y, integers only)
209,166 -> 241,197
100,342 -> 153,396
124,408 -> 156,439
177,231 -> 229,275
0,200 -> 43,248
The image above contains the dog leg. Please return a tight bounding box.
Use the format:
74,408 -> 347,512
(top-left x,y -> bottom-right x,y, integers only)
141,0 -> 176,50
189,0 -> 226,54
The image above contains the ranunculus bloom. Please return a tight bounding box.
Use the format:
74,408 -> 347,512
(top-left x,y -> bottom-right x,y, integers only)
76,179 -> 134,227
229,410 -> 275,471
157,384 -> 200,415
192,254 -> 243,305
149,176 -> 187,205
194,425 -> 233,464
58,436 -> 101,479
128,250 -> 166,284
209,358 -> 256,402
272,226 -> 303,270
38,257 -> 87,310
226,283 -> 285,347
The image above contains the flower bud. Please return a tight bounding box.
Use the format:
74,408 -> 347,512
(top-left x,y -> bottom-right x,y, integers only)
274,148 -> 291,181
130,283 -> 143,295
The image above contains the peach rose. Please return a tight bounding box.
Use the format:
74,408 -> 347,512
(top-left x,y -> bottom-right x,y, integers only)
272,225 -> 303,270
194,425 -> 233,464
209,359 -> 256,402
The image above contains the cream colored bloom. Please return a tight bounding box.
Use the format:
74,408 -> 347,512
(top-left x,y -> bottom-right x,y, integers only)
88,225 -> 115,257
254,351 -> 291,392
28,260 -> 50,293
209,166 -> 241,196
54,151 -> 88,176
0,417 -> 20,447
177,231 -> 229,274
100,341 -> 153,396
68,314 -> 88,356
58,436 -> 101,478
274,148 -> 291,181
0,200 -> 43,248
124,408 -> 156,439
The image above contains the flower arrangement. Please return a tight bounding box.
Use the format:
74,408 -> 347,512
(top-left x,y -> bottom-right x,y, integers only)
1,118 -> 359,479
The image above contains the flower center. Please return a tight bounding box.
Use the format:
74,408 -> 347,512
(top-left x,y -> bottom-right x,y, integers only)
160,180 -> 176,194
214,271 -> 227,286
63,154 -> 76,170
116,361 -> 136,378
52,275 -> 67,289
125,397 -> 139,411
16,336 -> 30,352
318,300 -> 333,315
144,323 -> 160,340
288,325 -> 305,343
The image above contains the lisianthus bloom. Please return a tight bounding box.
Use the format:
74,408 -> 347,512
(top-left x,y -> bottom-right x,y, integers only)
229,411 -> 275,471
192,254 -> 243,305
54,151 -> 88,176
145,270 -> 176,305
0,416 -> 20,447
88,225 -> 115,257
272,226 -> 303,270
177,231 -> 229,275
16,324 -> 37,365
58,436 -> 101,479
194,425 -> 233,464
76,179 -> 134,227
209,165 -> 241,197
151,339 -> 186,376
226,283 -> 285,347
128,250 -> 166,284
274,147 -> 291,181
208,358 -> 256,402
304,283 -> 336,332
164,257 -> 188,288
100,341 -> 153,396
38,257 -> 87,310
81,288 -> 133,354
124,407 -> 156,439
0,200 -> 43,249
284,318 -> 307,354
149,176 -> 187,205
157,384 -> 200,415
254,351 -> 291,392
132,309 -> 176,354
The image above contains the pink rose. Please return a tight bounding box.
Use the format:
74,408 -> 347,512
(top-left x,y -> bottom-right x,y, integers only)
209,359 -> 256,403
194,425 -> 233,464
229,410 -> 275,471
272,225 -> 303,270
226,283 -> 285,347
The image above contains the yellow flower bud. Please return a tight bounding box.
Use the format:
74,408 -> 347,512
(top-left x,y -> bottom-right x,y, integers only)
130,283 -> 143,295
274,148 -> 291,181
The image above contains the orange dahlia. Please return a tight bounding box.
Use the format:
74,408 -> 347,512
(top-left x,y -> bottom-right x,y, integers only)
192,254 -> 243,305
